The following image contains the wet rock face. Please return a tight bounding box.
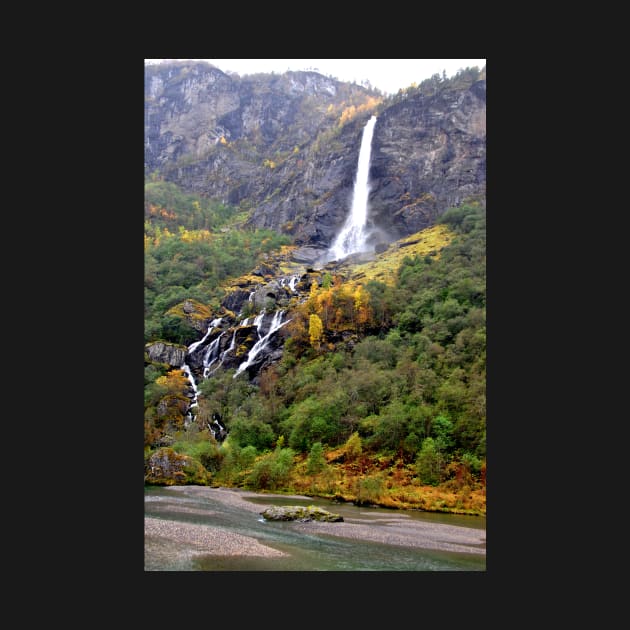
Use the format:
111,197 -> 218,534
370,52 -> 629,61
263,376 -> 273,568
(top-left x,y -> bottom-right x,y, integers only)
260,505 -> 344,522
175,267 -> 307,388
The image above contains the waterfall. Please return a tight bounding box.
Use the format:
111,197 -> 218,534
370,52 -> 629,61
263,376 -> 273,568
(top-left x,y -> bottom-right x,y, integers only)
279,274 -> 300,292
289,275 -> 299,292
202,332 -> 225,378
178,275 -> 302,429
252,310 -> 266,337
181,318 -> 223,424
234,310 -> 290,378
207,329 -> 237,377
327,115 -> 377,262
187,317 -> 222,353
181,363 -> 200,426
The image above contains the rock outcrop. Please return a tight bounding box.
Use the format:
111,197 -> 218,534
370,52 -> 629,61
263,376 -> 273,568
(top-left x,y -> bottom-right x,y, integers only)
260,505 -> 344,522
145,447 -> 210,485
145,341 -> 187,367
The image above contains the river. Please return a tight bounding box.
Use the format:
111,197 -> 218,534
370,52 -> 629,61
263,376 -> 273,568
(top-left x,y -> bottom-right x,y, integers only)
145,485 -> 486,571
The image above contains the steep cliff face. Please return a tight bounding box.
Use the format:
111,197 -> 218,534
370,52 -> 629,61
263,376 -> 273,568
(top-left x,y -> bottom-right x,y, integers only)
144,63 -> 239,171
367,79 -> 486,242
145,341 -> 187,367
145,62 -> 485,256
144,62 -> 375,204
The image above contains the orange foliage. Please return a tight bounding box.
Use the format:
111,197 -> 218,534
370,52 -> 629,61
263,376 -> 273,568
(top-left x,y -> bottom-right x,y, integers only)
146,203 -> 176,221
338,97 -> 381,126
156,369 -> 190,396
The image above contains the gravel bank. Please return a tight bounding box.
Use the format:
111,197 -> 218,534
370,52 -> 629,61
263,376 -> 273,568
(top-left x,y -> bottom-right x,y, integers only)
145,517 -> 288,557
145,486 -> 485,567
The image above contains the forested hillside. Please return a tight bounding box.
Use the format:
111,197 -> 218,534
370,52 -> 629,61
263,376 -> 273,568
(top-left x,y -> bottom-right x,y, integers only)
144,63 -> 486,515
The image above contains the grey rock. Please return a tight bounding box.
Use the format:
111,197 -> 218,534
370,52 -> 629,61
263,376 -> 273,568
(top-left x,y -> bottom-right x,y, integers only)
260,505 -> 343,522
145,341 -> 187,367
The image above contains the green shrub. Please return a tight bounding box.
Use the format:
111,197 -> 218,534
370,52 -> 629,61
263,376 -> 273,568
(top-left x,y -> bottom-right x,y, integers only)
306,442 -> 326,474
414,437 -> 445,485
246,447 -> 295,490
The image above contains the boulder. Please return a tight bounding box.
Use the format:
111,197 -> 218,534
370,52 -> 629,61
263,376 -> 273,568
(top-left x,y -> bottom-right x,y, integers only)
260,505 -> 343,522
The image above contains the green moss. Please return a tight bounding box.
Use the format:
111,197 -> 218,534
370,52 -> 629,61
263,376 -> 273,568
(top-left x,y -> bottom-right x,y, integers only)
347,224 -> 454,288
166,299 -> 214,322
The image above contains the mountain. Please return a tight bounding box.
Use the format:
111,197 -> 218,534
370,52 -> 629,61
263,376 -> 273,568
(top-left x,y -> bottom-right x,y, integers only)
144,61 -> 486,516
145,61 -> 485,260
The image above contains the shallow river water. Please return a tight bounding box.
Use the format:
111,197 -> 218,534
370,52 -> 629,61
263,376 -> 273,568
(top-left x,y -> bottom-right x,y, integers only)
145,485 -> 486,571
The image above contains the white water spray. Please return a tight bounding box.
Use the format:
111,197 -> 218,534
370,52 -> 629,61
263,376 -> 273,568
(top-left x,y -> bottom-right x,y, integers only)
234,310 -> 290,378
328,115 -> 377,262
187,317 -> 222,354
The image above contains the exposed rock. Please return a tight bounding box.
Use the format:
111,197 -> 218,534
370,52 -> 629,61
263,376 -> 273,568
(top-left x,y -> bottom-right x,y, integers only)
221,288 -> 250,314
291,246 -> 328,265
245,82 -> 485,247
145,341 -> 187,367
145,447 -> 210,486
251,263 -> 275,278
145,61 -> 372,205
167,298 -> 215,333
260,505 -> 343,522
250,280 -> 283,311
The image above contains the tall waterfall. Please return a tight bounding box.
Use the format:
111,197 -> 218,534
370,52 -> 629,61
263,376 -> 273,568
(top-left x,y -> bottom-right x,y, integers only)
327,115 -> 377,262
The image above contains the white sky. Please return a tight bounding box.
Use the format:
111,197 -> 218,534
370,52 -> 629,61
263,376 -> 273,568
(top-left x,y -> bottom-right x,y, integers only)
144,59 -> 486,95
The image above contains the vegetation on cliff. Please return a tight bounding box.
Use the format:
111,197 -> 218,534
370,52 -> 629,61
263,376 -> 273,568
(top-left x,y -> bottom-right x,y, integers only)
144,180 -> 290,343
144,201 -> 486,516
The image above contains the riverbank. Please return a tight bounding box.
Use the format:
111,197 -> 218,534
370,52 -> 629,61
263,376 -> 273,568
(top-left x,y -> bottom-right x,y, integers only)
145,486 -> 485,570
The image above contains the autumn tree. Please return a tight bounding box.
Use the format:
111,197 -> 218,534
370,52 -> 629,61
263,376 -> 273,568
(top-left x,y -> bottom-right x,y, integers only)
353,284 -> 371,332
309,314 -> 324,350
314,288 -> 334,327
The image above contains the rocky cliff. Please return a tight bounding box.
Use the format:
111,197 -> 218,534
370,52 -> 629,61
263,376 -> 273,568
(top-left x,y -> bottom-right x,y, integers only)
145,61 -> 485,259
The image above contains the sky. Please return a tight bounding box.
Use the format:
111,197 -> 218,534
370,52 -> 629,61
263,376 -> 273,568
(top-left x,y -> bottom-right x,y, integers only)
144,59 -> 486,96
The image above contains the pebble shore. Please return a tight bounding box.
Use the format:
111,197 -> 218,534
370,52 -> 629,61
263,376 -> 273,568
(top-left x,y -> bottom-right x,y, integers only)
145,486 -> 485,570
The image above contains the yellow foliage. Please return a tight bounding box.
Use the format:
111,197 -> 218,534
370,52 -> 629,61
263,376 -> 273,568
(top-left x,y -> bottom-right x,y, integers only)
179,228 -> 213,243
347,224 -> 454,288
339,105 -> 357,126
309,313 -> 323,349
156,369 -> 189,396
315,288 -> 334,327
337,96 -> 382,126
353,285 -> 371,328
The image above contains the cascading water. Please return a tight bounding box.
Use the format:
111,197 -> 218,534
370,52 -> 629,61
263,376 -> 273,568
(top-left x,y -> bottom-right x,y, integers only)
179,274 -> 301,435
188,317 -> 222,353
233,310 -> 290,378
202,332 -> 225,378
327,115 -> 377,262
182,318 -> 223,425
